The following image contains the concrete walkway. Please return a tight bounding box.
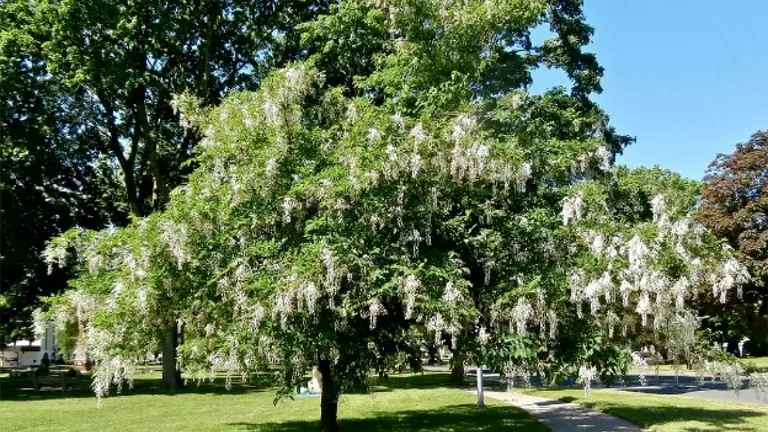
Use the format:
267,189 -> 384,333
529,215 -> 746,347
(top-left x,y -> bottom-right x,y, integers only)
480,390 -> 644,432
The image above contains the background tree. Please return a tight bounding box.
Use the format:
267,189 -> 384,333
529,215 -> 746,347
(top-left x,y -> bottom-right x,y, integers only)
39,2 -> 747,432
1,1 -> 126,347
1,0 -> 331,387
697,130 -> 768,355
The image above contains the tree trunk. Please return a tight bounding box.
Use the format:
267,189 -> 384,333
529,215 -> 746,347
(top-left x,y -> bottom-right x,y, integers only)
449,350 -> 465,385
427,341 -> 439,365
123,168 -> 141,217
161,323 -> 183,391
318,359 -> 339,432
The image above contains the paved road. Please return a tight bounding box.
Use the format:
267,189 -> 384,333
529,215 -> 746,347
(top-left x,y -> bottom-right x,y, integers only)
425,365 -> 767,405
616,373 -> 766,405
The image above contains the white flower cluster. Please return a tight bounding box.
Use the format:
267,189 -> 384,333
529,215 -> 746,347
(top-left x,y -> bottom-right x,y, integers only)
70,290 -> 97,325
43,242 -> 69,274
571,145 -> 612,175
282,197 -> 296,224
272,277 -> 320,328
577,366 -> 597,396
441,281 -> 466,348
32,308 -> 46,339
262,66 -> 322,126
354,112 -> 532,198
564,191 -> 749,376
650,194 -> 667,225
511,298 -> 533,334
569,271 -> 612,317
400,274 -> 420,320
503,363 -> 531,389
560,193 -> 584,225
320,248 -> 345,305
749,373 -> 768,403
450,140 -> 490,181
477,326 -> 490,345
425,313 -> 445,345
92,356 -> 136,407
84,247 -> 104,274
160,220 -> 188,269
366,297 -> 386,330
442,281 -> 463,304
489,294 -> 558,340
630,351 -> 649,386
698,361 -> 745,397
712,257 -> 750,303
205,347 -> 240,390
121,248 -> 150,280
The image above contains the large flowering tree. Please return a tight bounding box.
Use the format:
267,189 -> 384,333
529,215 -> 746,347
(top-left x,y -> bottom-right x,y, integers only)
39,1 -> 748,431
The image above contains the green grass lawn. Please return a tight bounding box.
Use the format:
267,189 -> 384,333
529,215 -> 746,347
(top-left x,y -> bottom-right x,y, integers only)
745,357 -> 768,368
525,388 -> 768,432
0,372 -> 546,432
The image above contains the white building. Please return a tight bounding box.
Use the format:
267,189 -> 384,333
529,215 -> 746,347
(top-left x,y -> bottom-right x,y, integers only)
0,327 -> 56,367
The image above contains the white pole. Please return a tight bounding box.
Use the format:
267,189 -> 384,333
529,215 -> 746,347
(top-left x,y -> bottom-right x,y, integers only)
476,365 -> 485,407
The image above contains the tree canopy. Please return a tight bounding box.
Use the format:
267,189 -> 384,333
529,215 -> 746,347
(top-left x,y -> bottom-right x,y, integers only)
34,2 -> 748,432
0,0 -> 331,356
698,130 -> 768,355
0,1 -> 126,344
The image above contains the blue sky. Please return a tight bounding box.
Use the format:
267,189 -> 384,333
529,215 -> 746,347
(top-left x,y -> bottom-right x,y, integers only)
533,0 -> 768,180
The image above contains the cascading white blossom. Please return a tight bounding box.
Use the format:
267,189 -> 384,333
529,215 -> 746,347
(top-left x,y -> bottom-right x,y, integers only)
91,356 -> 136,407
262,66 -> 323,127
43,241 -> 69,274
650,194 -> 666,223
626,235 -> 649,272
450,114 -> 477,143
367,297 -> 385,330
426,313 -> 445,345
503,363 -> 531,389
595,145 -> 612,171
31,308 -> 46,339
299,281 -> 319,314
159,220 -> 188,268
70,290 -> 97,324
630,351 -> 649,386
409,123 -> 427,144
561,190 -> 749,396
400,274 -> 420,320
442,281 -> 463,304
368,127 -> 382,142
477,326 -> 490,345
698,361 -> 746,396
263,99 -> 279,125
392,112 -> 405,131
749,373 -> 768,403
546,309 -> 559,340
282,197 -> 296,224
712,256 -> 749,303
560,193 -> 584,225
511,298 -> 533,334
577,366 -> 597,396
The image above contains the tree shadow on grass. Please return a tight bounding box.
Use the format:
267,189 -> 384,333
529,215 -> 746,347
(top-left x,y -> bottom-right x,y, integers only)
544,394 -> 765,432
368,372 -> 460,392
0,373 -> 272,402
229,403 -> 546,432
0,370 -> 458,402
